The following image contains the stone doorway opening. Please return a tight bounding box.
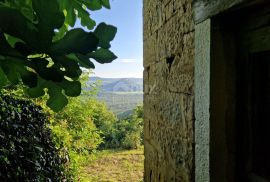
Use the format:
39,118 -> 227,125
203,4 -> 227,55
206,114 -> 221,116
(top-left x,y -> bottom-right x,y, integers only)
195,1 -> 270,181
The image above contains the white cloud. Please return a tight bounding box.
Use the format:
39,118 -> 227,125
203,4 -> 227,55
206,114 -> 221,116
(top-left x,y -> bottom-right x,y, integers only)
118,58 -> 139,63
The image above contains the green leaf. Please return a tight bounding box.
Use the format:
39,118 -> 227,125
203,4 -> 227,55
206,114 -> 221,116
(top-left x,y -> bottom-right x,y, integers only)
32,0 -> 65,49
19,69 -> 37,88
87,48 -> 117,63
1,63 -> 19,85
47,85 -> 68,112
76,54 -> 95,68
59,0 -> 97,29
84,0 -> 102,11
60,80 -> 81,97
66,4 -> 76,27
1,56 -> 38,87
94,23 -> 117,49
4,34 -> 24,48
0,67 -> 8,88
0,7 -> 38,47
26,86 -> 45,98
0,32 -> 22,57
29,58 -> 64,82
53,56 -> 82,79
79,11 -> 96,30
25,78 -> 46,98
53,24 -> 68,42
51,29 -> 99,55
101,0 -> 111,9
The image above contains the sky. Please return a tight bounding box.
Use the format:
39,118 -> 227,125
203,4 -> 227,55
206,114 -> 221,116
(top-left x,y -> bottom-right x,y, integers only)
82,0 -> 143,78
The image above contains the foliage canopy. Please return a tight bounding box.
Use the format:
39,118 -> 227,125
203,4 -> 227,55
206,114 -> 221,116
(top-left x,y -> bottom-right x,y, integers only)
0,0 -> 117,111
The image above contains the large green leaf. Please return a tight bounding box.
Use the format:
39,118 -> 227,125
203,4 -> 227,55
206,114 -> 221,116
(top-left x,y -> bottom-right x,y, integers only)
87,48 -> 117,64
29,58 -> 64,82
32,0 -> 64,49
19,68 -> 37,88
76,54 -> 95,69
94,23 -> 117,49
0,57 -> 38,87
51,29 -> 99,55
84,0 -> 102,11
58,0 -> 97,29
60,80 -> 81,97
53,56 -> 82,79
76,5 -> 96,30
25,77 -> 48,99
65,1 -> 76,27
0,7 -> 38,47
25,77 -> 46,98
73,0 -> 96,29
47,85 -> 68,112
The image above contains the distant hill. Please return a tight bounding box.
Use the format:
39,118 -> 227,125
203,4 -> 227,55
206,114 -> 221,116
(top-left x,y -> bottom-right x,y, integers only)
87,77 -> 143,118
89,77 -> 143,92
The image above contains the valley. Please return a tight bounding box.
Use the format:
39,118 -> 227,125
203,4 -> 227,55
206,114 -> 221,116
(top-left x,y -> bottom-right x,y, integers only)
89,77 -> 143,118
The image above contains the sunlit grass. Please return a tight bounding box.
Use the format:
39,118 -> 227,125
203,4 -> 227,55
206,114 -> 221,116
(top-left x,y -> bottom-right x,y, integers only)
79,148 -> 144,182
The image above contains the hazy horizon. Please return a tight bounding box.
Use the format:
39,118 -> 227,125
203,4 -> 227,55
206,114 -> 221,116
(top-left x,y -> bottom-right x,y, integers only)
91,74 -> 143,79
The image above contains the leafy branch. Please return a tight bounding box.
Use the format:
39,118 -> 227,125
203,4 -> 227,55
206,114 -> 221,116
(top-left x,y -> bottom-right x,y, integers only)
0,0 -> 117,111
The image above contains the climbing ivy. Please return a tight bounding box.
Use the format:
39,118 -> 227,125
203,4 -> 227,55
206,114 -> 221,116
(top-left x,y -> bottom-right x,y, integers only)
0,0 -> 117,111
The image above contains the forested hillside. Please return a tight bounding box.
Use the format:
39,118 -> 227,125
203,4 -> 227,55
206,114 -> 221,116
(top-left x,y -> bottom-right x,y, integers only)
88,77 -> 143,118
89,77 -> 143,92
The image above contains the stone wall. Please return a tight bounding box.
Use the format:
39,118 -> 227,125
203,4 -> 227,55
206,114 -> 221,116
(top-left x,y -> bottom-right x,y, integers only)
143,0 -> 195,181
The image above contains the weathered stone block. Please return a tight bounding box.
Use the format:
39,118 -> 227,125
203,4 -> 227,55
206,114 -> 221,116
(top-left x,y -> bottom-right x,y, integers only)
144,0 -> 195,181
144,32 -> 158,67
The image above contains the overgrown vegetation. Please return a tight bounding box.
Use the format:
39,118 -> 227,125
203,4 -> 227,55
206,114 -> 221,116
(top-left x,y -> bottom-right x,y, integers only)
0,68 -> 144,180
49,89 -> 143,179
0,80 -> 144,180
48,85 -> 143,178
0,95 -> 71,181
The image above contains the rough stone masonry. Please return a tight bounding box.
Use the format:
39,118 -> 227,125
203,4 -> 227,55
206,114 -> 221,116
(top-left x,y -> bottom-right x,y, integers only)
143,0 -> 195,181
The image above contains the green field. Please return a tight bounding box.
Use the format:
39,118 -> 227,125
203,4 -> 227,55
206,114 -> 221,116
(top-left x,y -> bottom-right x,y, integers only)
79,148 -> 144,182
97,92 -> 143,117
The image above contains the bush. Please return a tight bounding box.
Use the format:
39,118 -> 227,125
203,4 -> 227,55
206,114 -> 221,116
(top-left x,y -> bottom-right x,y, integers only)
51,96 -> 105,178
0,95 -> 70,181
122,132 -> 142,149
53,97 -> 103,154
103,105 -> 143,149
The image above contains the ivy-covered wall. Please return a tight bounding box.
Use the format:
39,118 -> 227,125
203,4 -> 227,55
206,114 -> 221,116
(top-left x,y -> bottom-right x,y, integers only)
143,0 -> 195,181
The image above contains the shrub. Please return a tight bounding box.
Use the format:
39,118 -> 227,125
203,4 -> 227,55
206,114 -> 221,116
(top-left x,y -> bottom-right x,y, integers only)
50,96 -> 105,178
103,105 -> 143,149
0,95 -> 70,181
52,96 -> 104,154
122,132 -> 142,149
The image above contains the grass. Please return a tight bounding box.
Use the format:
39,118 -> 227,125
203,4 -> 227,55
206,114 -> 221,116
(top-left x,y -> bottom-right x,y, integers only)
79,148 -> 144,182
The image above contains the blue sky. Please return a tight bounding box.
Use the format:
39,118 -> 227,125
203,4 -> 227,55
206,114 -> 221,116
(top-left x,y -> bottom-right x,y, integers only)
87,0 -> 143,78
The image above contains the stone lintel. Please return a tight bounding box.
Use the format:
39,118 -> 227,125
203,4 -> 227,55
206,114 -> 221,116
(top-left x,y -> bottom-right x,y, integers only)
193,0 -> 267,24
